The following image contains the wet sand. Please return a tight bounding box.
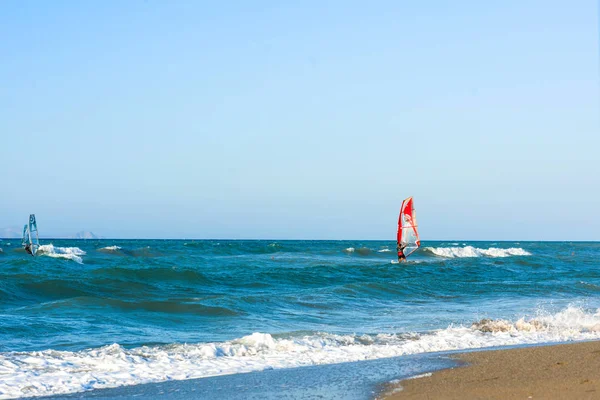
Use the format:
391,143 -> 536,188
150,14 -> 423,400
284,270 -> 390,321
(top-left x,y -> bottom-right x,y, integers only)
384,341 -> 600,400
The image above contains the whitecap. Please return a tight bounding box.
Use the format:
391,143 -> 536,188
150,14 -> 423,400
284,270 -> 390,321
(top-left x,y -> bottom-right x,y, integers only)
37,244 -> 86,264
99,246 -> 121,251
424,246 -> 531,258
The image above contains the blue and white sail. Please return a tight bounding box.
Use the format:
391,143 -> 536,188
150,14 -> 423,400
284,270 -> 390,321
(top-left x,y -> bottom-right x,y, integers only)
22,214 -> 40,256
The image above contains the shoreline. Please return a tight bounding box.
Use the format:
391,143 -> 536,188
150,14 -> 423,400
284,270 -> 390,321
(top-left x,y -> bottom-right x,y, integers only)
29,351 -> 454,400
382,340 -> 600,399
19,341 -> 600,399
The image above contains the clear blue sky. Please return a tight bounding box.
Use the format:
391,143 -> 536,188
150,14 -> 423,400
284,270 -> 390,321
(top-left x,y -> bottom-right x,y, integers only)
1,1 -> 598,240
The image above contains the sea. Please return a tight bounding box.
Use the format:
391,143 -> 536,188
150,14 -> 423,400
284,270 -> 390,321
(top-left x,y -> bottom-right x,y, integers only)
0,240 -> 599,399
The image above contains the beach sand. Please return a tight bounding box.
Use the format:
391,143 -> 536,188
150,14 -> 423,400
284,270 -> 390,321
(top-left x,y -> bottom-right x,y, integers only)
383,341 -> 600,400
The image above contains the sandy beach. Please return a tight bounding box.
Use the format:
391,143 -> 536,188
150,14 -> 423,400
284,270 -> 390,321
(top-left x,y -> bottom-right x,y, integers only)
384,341 -> 600,399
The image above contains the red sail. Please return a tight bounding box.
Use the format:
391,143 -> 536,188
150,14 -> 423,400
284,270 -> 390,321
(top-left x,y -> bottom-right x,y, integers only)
397,197 -> 420,258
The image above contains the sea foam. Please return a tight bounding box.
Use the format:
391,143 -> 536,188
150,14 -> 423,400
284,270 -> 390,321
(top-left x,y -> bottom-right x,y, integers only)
423,246 -> 531,258
100,245 -> 121,251
1,306 -> 599,399
97,245 -> 123,255
37,244 -> 86,264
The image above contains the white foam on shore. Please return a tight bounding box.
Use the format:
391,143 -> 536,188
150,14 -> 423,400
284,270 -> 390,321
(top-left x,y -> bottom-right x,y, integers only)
1,306 -> 599,399
424,246 -> 531,258
381,372 -> 433,397
37,244 -> 86,264
407,372 -> 432,380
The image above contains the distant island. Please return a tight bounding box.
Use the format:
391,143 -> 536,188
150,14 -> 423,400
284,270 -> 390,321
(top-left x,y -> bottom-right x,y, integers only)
1,227 -> 22,238
0,227 -> 103,239
73,231 -> 102,239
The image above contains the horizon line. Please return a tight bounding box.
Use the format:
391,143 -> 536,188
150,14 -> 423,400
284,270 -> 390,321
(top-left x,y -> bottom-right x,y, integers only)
1,237 -> 598,243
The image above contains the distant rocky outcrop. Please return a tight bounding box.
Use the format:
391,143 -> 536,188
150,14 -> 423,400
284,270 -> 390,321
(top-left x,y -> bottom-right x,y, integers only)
1,227 -> 22,238
73,231 -> 101,239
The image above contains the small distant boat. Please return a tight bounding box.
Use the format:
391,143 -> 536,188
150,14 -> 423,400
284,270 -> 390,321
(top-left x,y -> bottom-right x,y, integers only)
397,197 -> 421,260
21,214 -> 40,256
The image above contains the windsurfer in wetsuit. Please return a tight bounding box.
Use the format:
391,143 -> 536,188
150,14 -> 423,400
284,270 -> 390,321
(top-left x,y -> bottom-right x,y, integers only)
24,243 -> 33,256
397,243 -> 407,262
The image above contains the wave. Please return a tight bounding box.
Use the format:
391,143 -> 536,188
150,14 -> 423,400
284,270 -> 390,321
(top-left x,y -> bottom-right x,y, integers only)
96,246 -> 165,258
90,266 -> 211,284
35,296 -> 240,316
1,306 -> 599,399
99,245 -> 121,251
423,246 -> 531,258
97,245 -> 124,256
182,241 -> 290,256
129,246 -> 166,257
343,247 -> 374,256
37,244 -> 86,264
578,281 -> 600,291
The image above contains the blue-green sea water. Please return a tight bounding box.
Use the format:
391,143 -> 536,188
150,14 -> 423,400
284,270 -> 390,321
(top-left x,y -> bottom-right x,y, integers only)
0,239 -> 599,398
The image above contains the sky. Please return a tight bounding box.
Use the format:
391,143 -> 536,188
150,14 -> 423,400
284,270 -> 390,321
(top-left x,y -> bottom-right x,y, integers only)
1,1 -> 598,240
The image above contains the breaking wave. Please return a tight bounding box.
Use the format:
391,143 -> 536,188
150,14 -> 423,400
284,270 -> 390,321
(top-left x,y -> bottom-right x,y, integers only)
423,246 -> 531,258
100,245 -> 121,251
37,244 -> 86,264
343,247 -> 375,256
1,306 -> 599,399
97,245 -> 123,255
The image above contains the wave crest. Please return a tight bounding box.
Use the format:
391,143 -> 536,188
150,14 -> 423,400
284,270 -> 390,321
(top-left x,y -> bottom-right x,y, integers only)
100,245 -> 121,251
472,307 -> 600,334
37,244 -> 86,264
423,246 -> 531,258
98,245 -> 123,255
343,247 -> 373,255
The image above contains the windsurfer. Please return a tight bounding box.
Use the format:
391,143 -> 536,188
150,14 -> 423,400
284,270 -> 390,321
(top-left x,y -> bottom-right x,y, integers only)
397,243 -> 407,262
24,243 -> 33,256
